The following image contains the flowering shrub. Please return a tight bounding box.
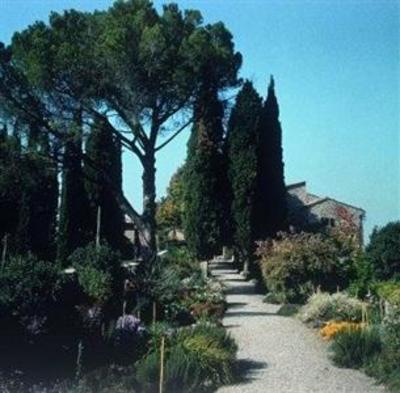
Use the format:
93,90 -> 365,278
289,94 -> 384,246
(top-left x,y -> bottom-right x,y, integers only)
320,321 -> 365,340
190,301 -> 226,320
256,231 -> 355,303
182,278 -> 226,321
298,292 -> 365,325
111,314 -> 147,364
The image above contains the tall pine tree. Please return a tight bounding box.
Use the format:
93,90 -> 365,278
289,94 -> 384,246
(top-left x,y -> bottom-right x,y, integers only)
254,76 -> 287,240
84,118 -> 126,253
184,84 -> 226,260
57,131 -> 91,263
226,81 -> 263,273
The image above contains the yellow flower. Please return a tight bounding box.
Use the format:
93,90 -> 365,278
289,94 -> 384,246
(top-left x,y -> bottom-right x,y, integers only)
320,321 -> 365,340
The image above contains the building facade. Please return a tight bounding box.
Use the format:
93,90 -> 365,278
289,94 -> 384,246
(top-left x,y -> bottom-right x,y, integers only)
286,181 -> 366,244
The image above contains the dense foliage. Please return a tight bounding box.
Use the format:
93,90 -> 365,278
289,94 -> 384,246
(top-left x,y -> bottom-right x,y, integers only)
254,77 -> 287,240
0,131 -> 58,260
57,135 -> 91,263
84,118 -> 127,254
156,165 -> 186,246
226,81 -> 263,273
0,0 -> 242,250
69,242 -> 124,306
257,231 -> 355,303
184,85 -> 228,260
328,308 -> 400,392
330,326 -> 382,369
298,292 -> 365,325
366,221 -> 400,281
0,254 -> 61,335
136,322 -> 237,393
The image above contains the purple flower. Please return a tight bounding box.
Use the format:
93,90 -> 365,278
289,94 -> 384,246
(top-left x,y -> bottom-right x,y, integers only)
116,314 -> 142,334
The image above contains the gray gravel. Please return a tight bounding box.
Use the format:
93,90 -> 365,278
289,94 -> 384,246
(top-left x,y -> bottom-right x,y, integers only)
212,264 -> 386,393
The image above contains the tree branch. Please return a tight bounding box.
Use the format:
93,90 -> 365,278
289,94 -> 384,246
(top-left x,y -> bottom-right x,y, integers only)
155,116 -> 193,152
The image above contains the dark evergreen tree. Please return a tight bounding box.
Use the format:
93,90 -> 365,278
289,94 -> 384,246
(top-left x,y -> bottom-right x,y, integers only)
57,132 -> 91,263
0,126 -> 58,260
84,118 -> 126,252
0,131 -> 21,247
14,154 -> 58,259
184,85 -> 226,260
226,81 -> 263,272
254,76 -> 287,240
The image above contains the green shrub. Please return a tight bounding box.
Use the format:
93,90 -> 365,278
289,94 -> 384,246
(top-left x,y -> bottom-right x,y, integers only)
366,221 -> 400,281
257,232 -> 356,303
136,323 -> 237,393
330,326 -> 382,369
374,281 -> 400,306
164,245 -> 201,280
382,307 -> 400,361
298,292 -> 365,324
69,243 -> 124,305
276,304 -> 301,317
263,292 -> 288,304
347,253 -> 376,298
0,254 -> 61,333
366,356 -> 400,392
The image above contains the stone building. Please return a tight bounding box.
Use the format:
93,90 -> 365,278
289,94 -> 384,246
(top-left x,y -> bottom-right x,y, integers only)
286,181 -> 366,244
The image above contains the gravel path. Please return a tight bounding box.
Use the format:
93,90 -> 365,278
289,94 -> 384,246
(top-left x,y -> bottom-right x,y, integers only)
211,262 -> 386,393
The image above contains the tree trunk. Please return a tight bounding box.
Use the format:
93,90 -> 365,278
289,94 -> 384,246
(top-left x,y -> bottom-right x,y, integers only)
142,152 -> 157,252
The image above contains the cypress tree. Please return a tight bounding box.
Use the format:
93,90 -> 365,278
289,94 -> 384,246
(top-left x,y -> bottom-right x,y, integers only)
0,131 -> 21,247
84,118 -> 126,252
57,132 -> 91,263
226,81 -> 263,272
0,126 -> 58,259
184,85 -> 226,260
14,154 -> 57,259
254,76 -> 287,240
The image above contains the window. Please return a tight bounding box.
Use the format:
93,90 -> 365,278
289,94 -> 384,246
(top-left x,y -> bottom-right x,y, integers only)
321,217 -> 335,227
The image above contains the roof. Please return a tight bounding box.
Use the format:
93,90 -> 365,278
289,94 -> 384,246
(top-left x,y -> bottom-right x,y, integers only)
304,196 -> 366,214
286,181 -> 306,190
286,181 -> 365,214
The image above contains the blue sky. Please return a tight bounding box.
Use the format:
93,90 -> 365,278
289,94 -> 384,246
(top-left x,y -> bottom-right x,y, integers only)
1,0 -> 399,241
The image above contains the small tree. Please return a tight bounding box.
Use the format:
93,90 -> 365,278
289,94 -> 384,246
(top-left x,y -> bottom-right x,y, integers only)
156,165 -> 186,232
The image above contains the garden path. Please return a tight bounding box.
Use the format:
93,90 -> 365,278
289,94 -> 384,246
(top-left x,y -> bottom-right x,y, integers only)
211,261 -> 386,393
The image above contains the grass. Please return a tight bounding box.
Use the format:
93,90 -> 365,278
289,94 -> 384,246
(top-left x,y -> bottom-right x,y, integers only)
330,326 -> 382,369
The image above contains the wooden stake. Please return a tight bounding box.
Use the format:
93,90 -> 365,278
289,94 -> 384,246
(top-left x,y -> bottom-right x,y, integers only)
122,300 -> 127,316
96,206 -> 101,249
1,234 -> 8,268
153,301 -> 157,323
159,335 -> 165,393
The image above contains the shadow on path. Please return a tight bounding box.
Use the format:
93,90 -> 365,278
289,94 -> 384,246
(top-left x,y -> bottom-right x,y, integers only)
234,359 -> 268,384
226,310 -> 277,317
